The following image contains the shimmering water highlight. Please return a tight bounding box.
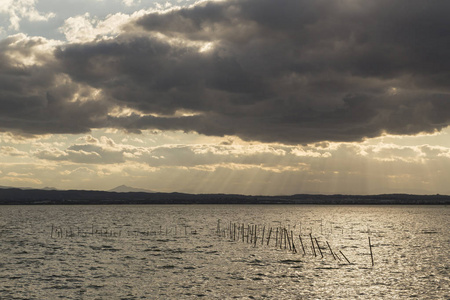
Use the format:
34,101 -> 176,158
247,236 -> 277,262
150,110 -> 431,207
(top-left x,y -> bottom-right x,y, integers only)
0,205 -> 448,299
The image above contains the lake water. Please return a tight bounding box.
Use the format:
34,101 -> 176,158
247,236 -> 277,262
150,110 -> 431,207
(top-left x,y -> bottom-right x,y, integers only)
0,205 -> 448,299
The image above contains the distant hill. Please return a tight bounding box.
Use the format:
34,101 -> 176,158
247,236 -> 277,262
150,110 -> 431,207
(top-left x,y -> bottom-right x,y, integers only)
42,187 -> 58,191
0,187 -> 449,205
109,185 -> 155,193
0,185 -> 56,191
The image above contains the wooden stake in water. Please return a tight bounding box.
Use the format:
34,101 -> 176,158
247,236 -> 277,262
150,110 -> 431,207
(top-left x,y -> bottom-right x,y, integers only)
284,228 -> 287,249
291,231 -> 297,253
282,227 -> 285,249
275,227 -> 279,248
261,226 -> 265,246
217,219 -> 220,235
314,238 -> 323,258
369,237 -> 374,266
326,241 -> 336,260
285,228 -> 292,251
267,227 -> 272,246
280,227 -> 284,249
310,233 -> 316,257
298,235 -> 306,255
339,250 -> 351,264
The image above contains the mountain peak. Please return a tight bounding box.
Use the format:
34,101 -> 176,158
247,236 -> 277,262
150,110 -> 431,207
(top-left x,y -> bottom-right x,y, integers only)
109,185 -> 154,193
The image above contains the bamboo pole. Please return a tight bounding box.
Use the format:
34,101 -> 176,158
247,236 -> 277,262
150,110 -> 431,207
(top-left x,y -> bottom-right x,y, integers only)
310,233 -> 316,257
339,250 -> 351,264
284,228 -> 287,249
275,227 -> 279,248
314,238 -> 323,258
290,231 -> 297,253
217,219 -> 220,235
280,227 -> 284,249
267,227 -> 272,246
261,226 -> 265,246
369,237 -> 374,266
285,228 -> 292,251
298,234 -> 306,255
326,241 -> 336,260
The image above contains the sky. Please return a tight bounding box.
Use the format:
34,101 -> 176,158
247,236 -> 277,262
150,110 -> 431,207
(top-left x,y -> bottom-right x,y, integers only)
1,0 -> 450,195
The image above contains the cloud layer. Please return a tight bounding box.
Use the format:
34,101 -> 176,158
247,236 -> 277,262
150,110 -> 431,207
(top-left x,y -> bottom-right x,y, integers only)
2,131 -> 450,194
1,0 -> 450,143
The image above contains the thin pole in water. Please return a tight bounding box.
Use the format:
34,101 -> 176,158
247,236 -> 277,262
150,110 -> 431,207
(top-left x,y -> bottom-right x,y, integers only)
326,241 -> 336,260
314,238 -> 323,258
217,219 -> 221,235
261,226 -> 265,246
298,234 -> 306,255
291,231 -> 297,253
275,227 -> 279,248
369,237 -> 374,266
285,228 -> 292,251
267,227 -> 272,246
339,250 -> 351,264
310,233 -> 316,257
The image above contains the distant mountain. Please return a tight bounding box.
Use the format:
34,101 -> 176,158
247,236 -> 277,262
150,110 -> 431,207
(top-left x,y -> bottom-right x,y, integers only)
0,185 -> 32,190
0,185 -> 57,191
0,187 -> 449,205
42,187 -> 58,191
109,185 -> 155,193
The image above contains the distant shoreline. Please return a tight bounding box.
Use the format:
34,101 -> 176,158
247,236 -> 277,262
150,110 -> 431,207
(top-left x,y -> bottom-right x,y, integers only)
0,188 -> 449,205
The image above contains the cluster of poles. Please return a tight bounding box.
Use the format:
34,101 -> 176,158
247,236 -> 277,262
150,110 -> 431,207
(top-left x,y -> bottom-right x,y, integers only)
217,220 -> 375,266
50,224 -> 195,238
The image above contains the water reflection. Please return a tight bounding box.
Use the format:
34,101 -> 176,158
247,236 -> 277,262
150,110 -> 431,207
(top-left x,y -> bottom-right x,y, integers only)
0,205 -> 448,299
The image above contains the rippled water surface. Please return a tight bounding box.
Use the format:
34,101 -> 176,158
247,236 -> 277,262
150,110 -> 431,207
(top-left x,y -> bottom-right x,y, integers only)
0,205 -> 449,299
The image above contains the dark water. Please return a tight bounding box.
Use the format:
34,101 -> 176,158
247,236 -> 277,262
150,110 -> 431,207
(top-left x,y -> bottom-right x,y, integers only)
0,205 -> 448,299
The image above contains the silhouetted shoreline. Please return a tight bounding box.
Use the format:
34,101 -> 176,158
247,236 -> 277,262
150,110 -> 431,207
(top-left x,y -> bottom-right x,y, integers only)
0,188 -> 449,205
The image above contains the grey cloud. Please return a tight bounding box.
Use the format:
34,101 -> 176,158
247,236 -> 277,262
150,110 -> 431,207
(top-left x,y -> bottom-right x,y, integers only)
0,35 -> 110,136
3,0 -> 450,143
0,146 -> 27,157
32,138 -> 330,168
34,144 -> 125,164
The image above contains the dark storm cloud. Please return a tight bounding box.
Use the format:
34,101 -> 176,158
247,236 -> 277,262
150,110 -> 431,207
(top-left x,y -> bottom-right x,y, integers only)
3,0 -> 450,143
0,35 -> 109,136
